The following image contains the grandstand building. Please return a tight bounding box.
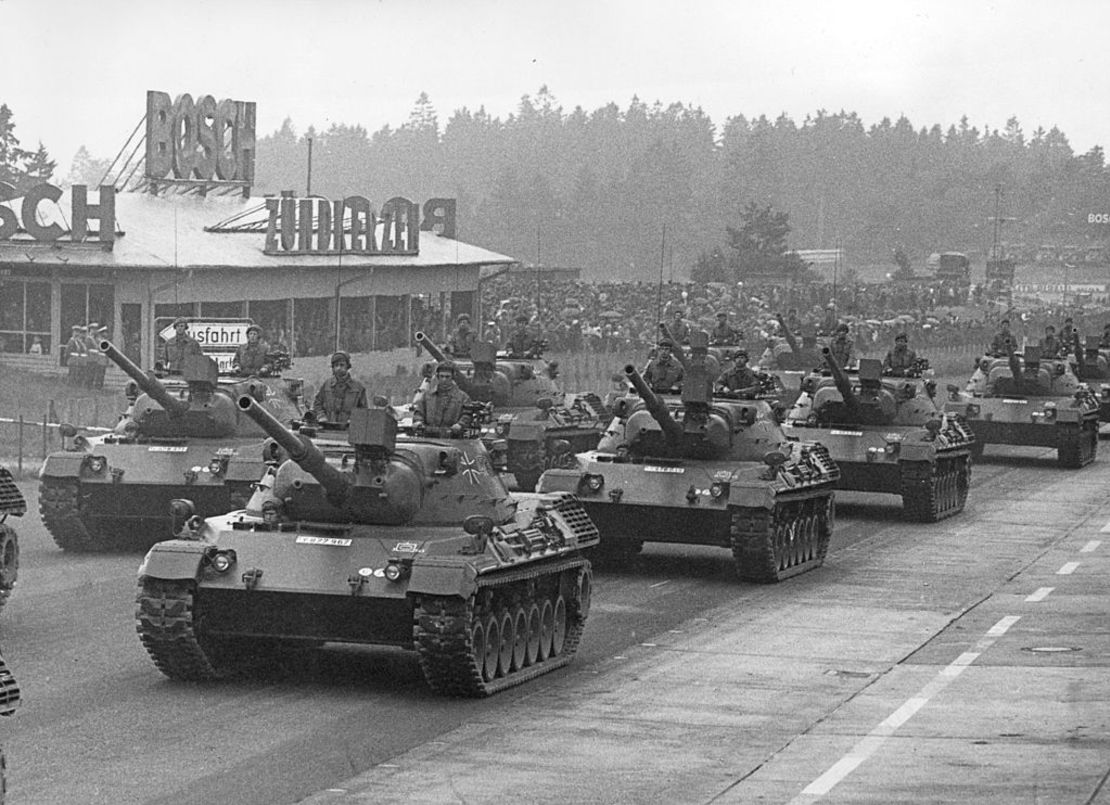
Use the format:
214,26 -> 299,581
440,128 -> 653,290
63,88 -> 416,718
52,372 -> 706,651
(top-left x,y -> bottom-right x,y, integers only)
0,89 -> 519,376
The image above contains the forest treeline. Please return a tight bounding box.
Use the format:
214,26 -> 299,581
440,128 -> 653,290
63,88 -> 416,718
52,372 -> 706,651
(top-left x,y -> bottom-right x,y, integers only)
20,89 -> 1110,281
250,88 -> 1108,281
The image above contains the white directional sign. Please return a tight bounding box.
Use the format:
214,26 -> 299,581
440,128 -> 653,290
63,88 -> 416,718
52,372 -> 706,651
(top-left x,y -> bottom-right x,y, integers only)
158,320 -> 251,348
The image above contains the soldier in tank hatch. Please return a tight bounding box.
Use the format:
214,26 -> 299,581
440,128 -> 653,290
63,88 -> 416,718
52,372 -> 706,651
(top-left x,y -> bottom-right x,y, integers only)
882,332 -> 918,376
233,324 -> 272,376
828,323 -> 854,368
643,337 -> 684,393
162,317 -> 202,372
312,351 -> 368,426
413,362 -> 472,432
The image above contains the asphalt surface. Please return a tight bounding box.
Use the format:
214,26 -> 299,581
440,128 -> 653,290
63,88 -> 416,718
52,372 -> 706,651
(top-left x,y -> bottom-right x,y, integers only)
2,440 -> 1108,803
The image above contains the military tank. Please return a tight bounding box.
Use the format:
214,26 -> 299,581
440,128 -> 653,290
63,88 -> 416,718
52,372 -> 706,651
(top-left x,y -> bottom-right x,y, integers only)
39,341 -> 305,552
135,397 -> 598,697
943,345 -> 1100,468
0,470 -> 24,611
538,363 -> 839,583
414,333 -> 607,492
784,350 -> 974,521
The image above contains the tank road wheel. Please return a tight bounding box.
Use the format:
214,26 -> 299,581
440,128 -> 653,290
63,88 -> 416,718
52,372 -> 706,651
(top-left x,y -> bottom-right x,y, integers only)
481,613 -> 501,682
538,598 -> 555,661
38,478 -> 97,552
511,605 -> 529,671
413,562 -> 590,696
551,595 -> 568,657
524,601 -> 542,666
496,610 -> 515,677
0,525 -> 18,611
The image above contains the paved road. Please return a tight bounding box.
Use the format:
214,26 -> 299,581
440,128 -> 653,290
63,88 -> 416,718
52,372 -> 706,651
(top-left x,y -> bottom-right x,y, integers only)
2,443 -> 1107,803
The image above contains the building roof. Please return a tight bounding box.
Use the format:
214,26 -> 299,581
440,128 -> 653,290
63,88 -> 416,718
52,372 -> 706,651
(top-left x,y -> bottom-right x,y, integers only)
0,189 -> 517,271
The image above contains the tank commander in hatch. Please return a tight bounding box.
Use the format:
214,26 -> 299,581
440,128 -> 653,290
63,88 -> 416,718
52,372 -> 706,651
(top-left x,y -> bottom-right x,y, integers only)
413,361 -> 472,433
710,311 -> 741,345
162,317 -> 202,372
448,313 -> 476,358
882,332 -> 918,376
506,314 -> 537,356
988,318 -> 1018,356
312,351 -> 368,426
828,323 -> 854,368
233,324 -> 272,376
1040,325 -> 1061,360
643,337 -> 684,393
716,349 -> 760,396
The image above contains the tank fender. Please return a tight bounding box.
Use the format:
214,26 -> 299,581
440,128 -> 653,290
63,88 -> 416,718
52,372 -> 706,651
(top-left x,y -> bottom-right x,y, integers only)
138,540 -> 209,580
39,452 -> 89,478
726,485 -> 777,509
407,562 -> 479,598
1054,407 -> 1083,424
898,441 -> 941,461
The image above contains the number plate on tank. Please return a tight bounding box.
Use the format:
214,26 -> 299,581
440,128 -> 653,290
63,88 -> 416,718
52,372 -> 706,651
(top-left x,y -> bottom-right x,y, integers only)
1002,399 -> 1028,404
295,536 -> 352,547
830,430 -> 863,436
645,465 -> 684,473
148,445 -> 188,452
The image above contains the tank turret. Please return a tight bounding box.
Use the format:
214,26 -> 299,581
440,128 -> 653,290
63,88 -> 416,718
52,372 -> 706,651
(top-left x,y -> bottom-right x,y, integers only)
102,340 -> 191,418
238,395 -> 513,526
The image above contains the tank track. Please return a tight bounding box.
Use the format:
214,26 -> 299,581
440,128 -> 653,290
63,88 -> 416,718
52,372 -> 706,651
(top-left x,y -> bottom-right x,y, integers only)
900,453 -> 971,522
38,478 -> 98,552
730,493 -> 834,583
414,558 -> 590,697
135,578 -> 227,681
1057,420 -> 1099,468
0,525 -> 19,612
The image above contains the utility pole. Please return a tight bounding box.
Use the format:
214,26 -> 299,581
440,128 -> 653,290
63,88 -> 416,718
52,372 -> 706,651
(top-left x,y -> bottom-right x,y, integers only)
306,137 -> 313,197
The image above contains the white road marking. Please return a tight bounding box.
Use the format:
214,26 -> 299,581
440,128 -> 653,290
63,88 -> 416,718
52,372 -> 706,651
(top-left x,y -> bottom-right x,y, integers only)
1057,562 -> 1080,575
1080,540 -> 1101,553
649,580 -> 671,588
1025,587 -> 1054,602
789,615 -> 1020,803
1100,520 -> 1110,533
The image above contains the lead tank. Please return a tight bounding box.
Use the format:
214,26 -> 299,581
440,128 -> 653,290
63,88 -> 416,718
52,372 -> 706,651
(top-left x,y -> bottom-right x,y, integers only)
39,341 -> 305,552
0,471 -> 24,611
415,332 -> 607,492
135,398 -> 598,697
784,350 -> 974,521
538,363 -> 839,583
943,345 -> 1100,467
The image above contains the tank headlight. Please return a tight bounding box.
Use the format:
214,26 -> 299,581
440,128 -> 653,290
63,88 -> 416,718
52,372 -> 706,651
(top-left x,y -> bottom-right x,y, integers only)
494,422 -> 510,437
208,457 -> 226,475
384,561 -> 410,582
86,455 -> 107,474
583,473 -> 605,492
709,481 -> 728,498
209,550 -> 237,573
966,404 -> 980,417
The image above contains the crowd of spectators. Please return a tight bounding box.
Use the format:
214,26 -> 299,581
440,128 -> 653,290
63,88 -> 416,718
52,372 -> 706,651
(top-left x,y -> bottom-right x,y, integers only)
477,274 -> 1110,361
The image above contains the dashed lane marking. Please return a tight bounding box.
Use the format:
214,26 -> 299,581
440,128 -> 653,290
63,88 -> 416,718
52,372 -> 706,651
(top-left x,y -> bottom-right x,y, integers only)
1057,562 -> 1080,575
787,615 -> 1021,803
1025,587 -> 1054,602
1080,540 -> 1101,553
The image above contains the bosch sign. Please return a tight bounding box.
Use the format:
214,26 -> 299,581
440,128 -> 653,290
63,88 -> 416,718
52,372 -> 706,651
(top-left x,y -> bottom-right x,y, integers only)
0,183 -> 115,243
145,90 -> 256,184
1090,213 -> 1110,224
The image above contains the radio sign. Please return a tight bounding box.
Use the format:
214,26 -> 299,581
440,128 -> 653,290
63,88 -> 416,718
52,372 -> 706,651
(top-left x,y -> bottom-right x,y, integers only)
145,90 -> 256,184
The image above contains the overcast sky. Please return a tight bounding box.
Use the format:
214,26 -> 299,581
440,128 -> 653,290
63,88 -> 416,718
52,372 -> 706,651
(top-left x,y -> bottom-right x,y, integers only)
3,0 -> 1108,171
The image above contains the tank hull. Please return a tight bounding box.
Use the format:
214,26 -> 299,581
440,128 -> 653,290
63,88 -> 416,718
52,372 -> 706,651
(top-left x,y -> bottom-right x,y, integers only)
39,438 -> 266,551
781,421 -> 974,521
136,492 -> 598,696
943,393 -> 1100,468
538,447 -> 839,583
0,468 -> 24,611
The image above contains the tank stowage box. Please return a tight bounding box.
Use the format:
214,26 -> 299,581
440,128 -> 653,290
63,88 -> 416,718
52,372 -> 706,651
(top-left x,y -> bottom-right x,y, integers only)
135,401 -> 599,697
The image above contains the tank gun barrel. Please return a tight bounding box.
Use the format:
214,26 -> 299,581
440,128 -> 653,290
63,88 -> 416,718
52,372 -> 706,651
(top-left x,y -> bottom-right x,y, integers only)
100,340 -> 189,417
414,331 -> 449,365
822,347 -> 865,421
775,313 -> 800,355
237,395 -> 350,500
1007,347 -> 1024,394
624,364 -> 683,442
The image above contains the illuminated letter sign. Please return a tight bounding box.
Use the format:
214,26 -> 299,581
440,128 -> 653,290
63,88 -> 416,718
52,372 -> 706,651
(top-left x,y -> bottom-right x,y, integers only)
0,183 -> 115,244
145,90 -> 256,183
263,194 -> 426,256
